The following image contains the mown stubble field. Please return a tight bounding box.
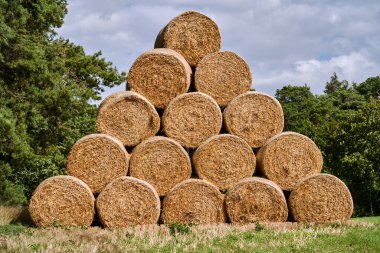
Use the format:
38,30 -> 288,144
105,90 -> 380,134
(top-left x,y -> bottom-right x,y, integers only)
0,215 -> 379,253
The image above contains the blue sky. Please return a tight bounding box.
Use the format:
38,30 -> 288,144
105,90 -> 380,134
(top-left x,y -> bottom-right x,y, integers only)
58,0 -> 380,99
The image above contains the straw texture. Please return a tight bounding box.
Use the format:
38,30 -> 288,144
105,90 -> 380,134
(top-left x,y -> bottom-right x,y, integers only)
127,48 -> 192,109
96,176 -> 160,228
223,91 -> 284,148
154,11 -> 221,67
29,176 -> 95,227
99,91 -> 125,110
129,136 -> 192,196
195,51 -> 252,106
192,134 -> 256,191
162,92 -> 222,148
256,131 -> 323,191
225,177 -> 288,223
161,179 -> 226,224
66,134 -> 130,194
288,173 -> 353,223
96,91 -> 160,147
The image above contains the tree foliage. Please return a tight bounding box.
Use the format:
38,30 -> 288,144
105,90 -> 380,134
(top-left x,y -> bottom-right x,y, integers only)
0,0 -> 126,205
276,74 -> 380,216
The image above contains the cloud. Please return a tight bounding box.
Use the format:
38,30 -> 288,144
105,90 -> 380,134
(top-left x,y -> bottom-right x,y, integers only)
255,51 -> 379,94
58,0 -> 380,99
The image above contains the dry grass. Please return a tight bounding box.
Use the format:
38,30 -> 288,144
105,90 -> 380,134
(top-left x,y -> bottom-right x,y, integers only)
0,206 -> 23,225
0,219 -> 378,253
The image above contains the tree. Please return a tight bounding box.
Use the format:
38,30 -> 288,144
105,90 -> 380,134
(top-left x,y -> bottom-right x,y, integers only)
324,72 -> 349,94
276,74 -> 380,216
325,99 -> 380,216
275,85 -> 332,152
355,76 -> 380,99
0,0 -> 126,205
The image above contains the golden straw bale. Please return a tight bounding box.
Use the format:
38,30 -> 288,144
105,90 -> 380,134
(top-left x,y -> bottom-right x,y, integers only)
154,11 -> 221,67
29,176 -> 95,227
195,51 -> 252,106
96,91 -> 160,147
129,136 -> 192,196
223,91 -> 284,148
256,131 -> 323,191
66,134 -> 130,194
225,177 -> 288,223
99,91 -> 126,110
162,92 -> 222,149
96,176 -> 160,228
161,179 -> 225,224
288,173 -> 353,223
127,48 -> 192,109
192,134 -> 256,191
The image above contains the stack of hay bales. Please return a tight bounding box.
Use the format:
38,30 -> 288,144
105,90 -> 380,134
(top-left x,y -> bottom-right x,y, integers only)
29,11 -> 353,228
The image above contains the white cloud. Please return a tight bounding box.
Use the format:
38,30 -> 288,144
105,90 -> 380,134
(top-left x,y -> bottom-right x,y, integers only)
58,0 -> 380,100
255,52 -> 379,94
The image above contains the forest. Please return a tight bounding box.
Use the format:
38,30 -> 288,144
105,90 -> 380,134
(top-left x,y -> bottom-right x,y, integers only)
0,0 -> 379,217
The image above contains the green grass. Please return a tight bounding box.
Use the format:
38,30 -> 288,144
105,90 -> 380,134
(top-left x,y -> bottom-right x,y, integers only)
0,217 -> 379,252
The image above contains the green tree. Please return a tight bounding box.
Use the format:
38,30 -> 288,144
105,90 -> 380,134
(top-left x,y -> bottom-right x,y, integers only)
0,0 -> 126,205
355,76 -> 380,99
325,99 -> 380,215
275,85 -> 332,153
324,72 -> 349,94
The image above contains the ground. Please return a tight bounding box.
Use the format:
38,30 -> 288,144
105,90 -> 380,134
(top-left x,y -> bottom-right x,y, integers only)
0,214 -> 379,253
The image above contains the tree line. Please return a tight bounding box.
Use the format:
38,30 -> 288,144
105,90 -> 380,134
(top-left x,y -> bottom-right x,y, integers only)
0,0 -> 379,216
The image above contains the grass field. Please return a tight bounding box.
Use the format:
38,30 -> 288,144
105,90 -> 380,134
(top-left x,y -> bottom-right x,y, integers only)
0,215 -> 379,253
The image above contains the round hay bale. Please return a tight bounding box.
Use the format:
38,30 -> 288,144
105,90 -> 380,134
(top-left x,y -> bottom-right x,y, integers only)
154,11 -> 221,67
96,176 -> 160,228
225,177 -> 288,223
96,91 -> 160,147
129,136 -> 192,196
195,51 -> 252,106
99,91 -> 126,110
29,176 -> 95,227
288,173 -> 353,223
127,48 -> 192,109
161,179 -> 225,224
66,134 -> 130,194
192,134 -> 256,191
162,92 -> 222,149
223,91 -> 284,148
256,131 -> 323,191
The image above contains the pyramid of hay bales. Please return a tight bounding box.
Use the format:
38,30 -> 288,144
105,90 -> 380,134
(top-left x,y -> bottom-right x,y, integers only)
29,11 -> 353,228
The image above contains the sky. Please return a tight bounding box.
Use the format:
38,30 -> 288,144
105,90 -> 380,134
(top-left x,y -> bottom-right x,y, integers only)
58,0 -> 380,99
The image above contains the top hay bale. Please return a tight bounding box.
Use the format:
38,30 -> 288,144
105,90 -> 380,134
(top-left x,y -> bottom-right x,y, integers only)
161,179 -> 225,224
66,134 -> 130,194
29,176 -> 95,227
256,131 -> 323,191
288,173 -> 353,223
96,91 -> 160,147
129,136 -> 192,196
154,11 -> 221,67
195,51 -> 252,106
223,91 -> 284,149
127,48 -> 192,109
162,92 -> 222,149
